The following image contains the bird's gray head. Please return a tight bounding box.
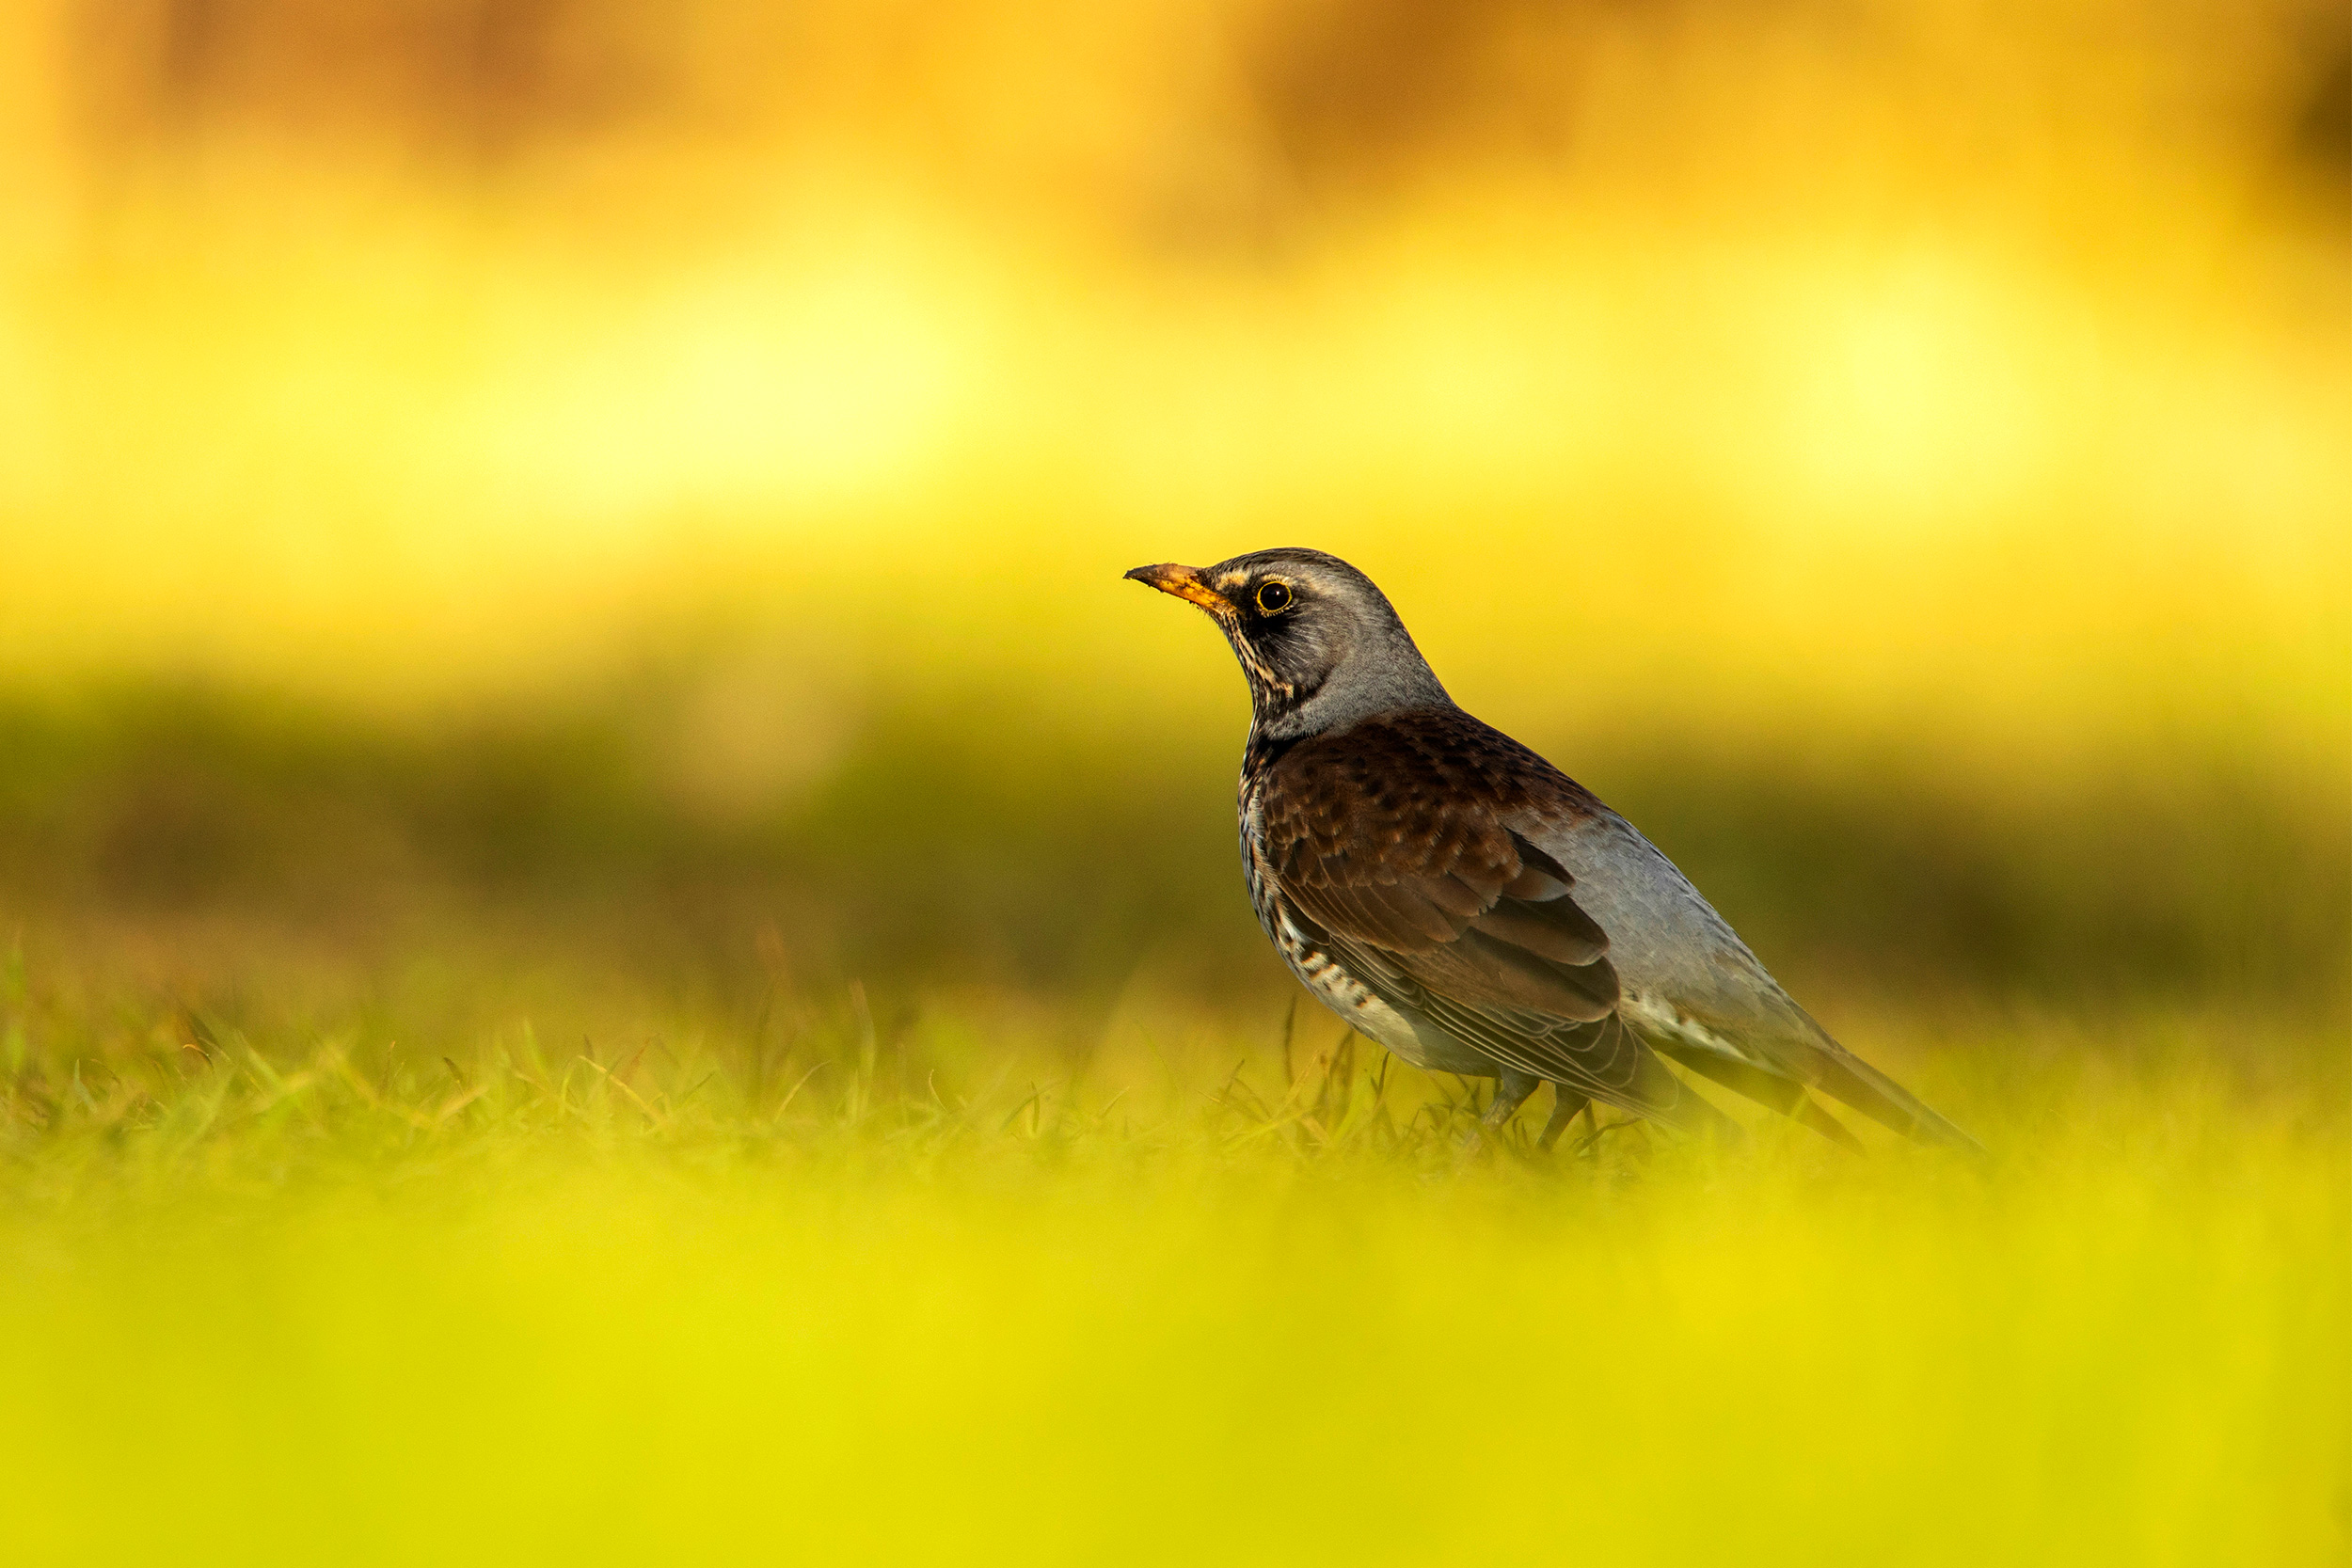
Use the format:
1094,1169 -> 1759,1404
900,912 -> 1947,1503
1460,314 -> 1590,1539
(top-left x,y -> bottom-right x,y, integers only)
1123,547 -> 1452,737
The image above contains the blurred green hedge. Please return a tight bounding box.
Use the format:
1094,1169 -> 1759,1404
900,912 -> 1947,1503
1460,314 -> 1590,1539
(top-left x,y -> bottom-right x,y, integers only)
0,680 -> 2342,1006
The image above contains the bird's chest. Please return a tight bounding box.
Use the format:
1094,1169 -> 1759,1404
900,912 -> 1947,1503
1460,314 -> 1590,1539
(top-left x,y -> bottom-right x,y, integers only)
1235,770 -> 1287,946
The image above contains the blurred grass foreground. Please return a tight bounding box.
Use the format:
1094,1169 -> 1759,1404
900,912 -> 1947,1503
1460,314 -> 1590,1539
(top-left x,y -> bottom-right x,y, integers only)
0,988 -> 2344,1564
0,1 -> 2346,1562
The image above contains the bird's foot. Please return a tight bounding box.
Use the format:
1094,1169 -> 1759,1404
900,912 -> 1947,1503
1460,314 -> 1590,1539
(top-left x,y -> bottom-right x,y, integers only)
1567,1114 -> 1645,1158
1457,1070 -> 1542,1159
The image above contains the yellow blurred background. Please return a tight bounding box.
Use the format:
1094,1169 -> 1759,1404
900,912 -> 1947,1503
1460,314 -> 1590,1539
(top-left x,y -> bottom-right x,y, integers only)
0,22 -> 2344,1560
0,0 -> 2344,1005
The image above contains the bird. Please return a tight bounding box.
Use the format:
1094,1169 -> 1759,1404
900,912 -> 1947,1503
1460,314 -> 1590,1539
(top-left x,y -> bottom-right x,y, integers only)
1125,547 -> 1980,1155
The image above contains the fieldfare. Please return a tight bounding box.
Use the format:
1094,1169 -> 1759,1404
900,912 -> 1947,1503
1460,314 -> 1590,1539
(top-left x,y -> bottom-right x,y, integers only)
1126,547 -> 1979,1153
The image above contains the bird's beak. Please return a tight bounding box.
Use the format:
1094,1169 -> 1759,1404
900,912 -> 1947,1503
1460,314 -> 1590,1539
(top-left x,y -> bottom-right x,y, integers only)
1123,562 -> 1231,613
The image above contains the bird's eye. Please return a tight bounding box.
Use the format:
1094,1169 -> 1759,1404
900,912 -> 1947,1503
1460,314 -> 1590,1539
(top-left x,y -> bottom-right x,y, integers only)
1255,581 -> 1293,613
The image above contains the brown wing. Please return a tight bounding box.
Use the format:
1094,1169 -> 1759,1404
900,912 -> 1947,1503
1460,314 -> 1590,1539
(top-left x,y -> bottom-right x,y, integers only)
1260,711 -> 1730,1132
1263,710 -> 1609,995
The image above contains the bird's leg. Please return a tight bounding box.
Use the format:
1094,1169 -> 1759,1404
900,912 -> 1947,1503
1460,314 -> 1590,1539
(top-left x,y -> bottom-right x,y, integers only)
1536,1085 -> 1590,1152
1463,1069 -> 1542,1152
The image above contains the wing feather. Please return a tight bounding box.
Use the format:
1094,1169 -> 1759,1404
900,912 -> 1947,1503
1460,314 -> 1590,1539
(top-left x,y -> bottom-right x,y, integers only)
1257,708 -> 1978,1152
1256,715 -> 1744,1136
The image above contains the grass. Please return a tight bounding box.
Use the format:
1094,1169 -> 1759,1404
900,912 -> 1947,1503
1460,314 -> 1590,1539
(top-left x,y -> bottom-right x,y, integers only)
0,942 -> 2342,1566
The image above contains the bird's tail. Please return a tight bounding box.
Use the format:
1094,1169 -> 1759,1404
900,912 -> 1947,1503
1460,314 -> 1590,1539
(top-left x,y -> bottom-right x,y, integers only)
1655,1043 -> 1867,1155
1765,1011 -> 1987,1159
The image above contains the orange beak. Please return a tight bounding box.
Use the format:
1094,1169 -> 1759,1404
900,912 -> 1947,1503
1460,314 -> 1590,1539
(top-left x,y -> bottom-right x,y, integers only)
1123,562 -> 1231,613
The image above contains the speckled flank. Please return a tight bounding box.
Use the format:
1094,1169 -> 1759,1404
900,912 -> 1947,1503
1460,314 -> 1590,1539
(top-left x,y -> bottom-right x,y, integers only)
1239,752 -> 1479,1070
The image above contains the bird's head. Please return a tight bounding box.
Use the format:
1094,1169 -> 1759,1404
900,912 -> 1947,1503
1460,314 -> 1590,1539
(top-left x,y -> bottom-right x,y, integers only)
1123,547 -> 1451,736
